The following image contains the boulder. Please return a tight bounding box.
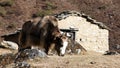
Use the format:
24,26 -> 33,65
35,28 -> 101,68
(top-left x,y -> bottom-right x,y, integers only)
15,49 -> 47,62
0,40 -> 18,50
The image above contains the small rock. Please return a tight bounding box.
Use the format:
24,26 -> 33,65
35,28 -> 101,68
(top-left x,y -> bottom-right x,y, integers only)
15,61 -> 30,68
0,41 -> 18,50
104,51 -> 119,55
66,61 -> 69,64
90,61 -> 96,64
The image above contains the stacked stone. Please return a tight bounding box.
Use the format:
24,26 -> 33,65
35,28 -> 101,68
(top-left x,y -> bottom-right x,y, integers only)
55,10 -> 109,30
55,11 -> 82,20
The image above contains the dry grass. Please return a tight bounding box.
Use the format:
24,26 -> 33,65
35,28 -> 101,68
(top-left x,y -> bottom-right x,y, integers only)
0,1 -> 120,67
1,49 -> 119,68
0,0 -> 120,53
0,0 -> 14,6
28,52 -> 120,68
0,6 -> 7,16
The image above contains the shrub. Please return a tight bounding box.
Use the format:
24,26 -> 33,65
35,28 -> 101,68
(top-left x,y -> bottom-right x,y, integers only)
33,10 -> 53,17
0,0 -> 14,6
0,6 -> 7,16
46,2 -> 57,9
42,1 -> 57,10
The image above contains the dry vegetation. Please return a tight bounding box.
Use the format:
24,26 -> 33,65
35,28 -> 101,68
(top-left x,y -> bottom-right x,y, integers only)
0,49 -> 120,68
0,0 -> 120,52
0,0 -> 120,67
28,52 -> 120,68
28,54 -> 120,68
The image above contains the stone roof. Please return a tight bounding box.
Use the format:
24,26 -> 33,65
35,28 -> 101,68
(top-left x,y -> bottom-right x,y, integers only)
54,11 -> 110,30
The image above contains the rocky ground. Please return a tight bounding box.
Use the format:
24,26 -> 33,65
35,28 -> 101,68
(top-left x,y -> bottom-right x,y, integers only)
0,0 -> 120,67
0,48 -> 120,68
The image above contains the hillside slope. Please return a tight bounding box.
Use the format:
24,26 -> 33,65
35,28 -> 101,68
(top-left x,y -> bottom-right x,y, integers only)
0,0 -> 120,52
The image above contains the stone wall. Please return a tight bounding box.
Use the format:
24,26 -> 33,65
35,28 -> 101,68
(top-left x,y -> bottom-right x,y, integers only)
55,11 -> 109,53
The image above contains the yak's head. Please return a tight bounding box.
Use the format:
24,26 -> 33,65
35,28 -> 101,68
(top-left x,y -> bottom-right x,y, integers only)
55,33 -> 68,56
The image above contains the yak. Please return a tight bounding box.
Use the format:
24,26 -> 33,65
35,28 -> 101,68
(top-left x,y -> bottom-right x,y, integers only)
1,16 -> 68,56
18,16 -> 68,56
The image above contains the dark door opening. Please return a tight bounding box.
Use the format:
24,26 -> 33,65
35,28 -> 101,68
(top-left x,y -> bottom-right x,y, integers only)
60,28 -> 78,41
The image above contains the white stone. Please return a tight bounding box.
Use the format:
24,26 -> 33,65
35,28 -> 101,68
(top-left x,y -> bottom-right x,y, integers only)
1,40 -> 18,50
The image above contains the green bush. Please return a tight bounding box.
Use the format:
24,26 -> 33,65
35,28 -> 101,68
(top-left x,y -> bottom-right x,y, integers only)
0,0 -> 14,6
33,10 -> 53,17
45,2 -> 57,10
0,6 -> 7,16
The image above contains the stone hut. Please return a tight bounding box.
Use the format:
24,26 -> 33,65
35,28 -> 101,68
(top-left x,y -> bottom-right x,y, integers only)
55,11 -> 109,53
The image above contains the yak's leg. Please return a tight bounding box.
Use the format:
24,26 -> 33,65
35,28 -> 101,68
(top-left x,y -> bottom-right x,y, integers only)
18,32 -> 25,52
48,43 -> 55,55
18,32 -> 31,52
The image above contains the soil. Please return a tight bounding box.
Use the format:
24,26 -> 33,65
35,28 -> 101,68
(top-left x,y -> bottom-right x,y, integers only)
0,0 -> 120,52
0,0 -> 120,67
29,54 -> 120,68
0,49 -> 119,68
